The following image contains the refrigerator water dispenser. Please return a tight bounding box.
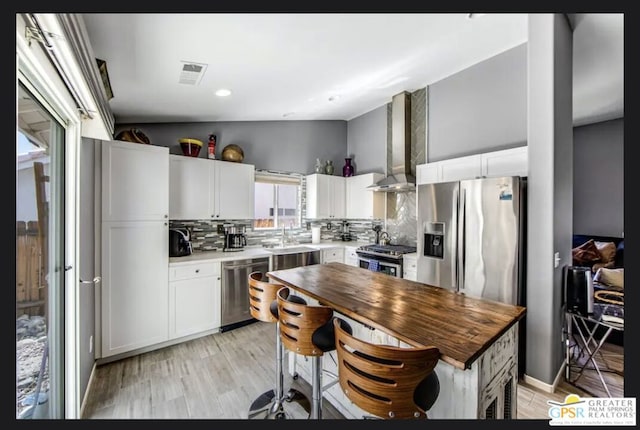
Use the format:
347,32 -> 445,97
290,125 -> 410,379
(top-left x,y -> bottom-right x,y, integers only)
423,222 -> 444,259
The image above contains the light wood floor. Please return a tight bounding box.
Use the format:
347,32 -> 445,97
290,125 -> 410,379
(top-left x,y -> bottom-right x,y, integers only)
82,320 -> 623,420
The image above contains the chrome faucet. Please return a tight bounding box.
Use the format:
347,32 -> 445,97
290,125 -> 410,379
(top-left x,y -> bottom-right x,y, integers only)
281,225 -> 286,247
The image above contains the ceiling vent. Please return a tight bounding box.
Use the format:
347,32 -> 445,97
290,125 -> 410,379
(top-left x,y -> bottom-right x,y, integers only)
178,61 -> 208,85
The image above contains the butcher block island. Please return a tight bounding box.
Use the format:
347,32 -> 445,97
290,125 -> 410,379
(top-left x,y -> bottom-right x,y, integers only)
267,262 -> 526,419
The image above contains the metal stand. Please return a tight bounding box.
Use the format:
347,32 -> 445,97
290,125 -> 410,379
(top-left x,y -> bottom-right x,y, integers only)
565,308 -> 623,397
248,322 -> 310,419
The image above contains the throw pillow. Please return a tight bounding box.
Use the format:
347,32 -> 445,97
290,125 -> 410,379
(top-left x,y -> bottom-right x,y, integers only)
594,267 -> 624,288
572,239 -> 601,266
595,241 -> 617,265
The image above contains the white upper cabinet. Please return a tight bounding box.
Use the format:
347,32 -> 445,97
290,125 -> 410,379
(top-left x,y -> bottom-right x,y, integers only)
102,140 -> 169,221
215,160 -> 255,219
440,154 -> 483,182
306,173 -> 345,219
416,146 -> 528,184
346,173 -> 385,219
481,146 -> 528,178
169,156 -> 210,220
169,155 -> 255,220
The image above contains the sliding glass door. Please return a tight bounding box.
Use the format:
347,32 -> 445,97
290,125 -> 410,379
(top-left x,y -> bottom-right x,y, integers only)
16,83 -> 66,419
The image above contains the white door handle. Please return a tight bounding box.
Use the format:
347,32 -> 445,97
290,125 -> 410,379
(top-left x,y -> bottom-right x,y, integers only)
79,276 -> 101,285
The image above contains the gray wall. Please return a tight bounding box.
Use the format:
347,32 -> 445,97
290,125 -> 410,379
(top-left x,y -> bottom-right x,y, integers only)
115,121 -> 346,175
78,138 -> 96,405
428,43 -> 528,162
526,14 -> 573,385
573,118 -> 624,237
346,105 -> 387,175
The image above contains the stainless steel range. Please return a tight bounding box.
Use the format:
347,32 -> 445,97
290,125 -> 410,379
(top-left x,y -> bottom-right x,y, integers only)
356,244 -> 417,278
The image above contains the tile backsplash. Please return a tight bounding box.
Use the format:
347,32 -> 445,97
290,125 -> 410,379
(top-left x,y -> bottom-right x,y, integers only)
169,219 -> 381,252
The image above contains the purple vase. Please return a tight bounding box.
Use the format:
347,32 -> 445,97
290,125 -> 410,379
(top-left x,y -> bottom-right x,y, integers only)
343,158 -> 354,177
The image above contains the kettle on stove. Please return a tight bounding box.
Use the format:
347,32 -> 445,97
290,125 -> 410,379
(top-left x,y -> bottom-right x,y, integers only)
169,228 -> 193,257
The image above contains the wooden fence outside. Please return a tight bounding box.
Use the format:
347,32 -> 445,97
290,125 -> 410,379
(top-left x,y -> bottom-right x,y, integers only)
16,221 -> 45,317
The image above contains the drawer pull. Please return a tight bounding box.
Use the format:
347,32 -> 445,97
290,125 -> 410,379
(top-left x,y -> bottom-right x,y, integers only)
195,269 -> 200,273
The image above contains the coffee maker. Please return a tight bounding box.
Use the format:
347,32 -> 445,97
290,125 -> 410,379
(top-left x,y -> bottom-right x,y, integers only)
169,228 -> 193,257
223,224 -> 247,252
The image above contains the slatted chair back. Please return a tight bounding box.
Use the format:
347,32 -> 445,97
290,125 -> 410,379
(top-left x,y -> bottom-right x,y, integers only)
333,318 -> 440,419
276,287 -> 333,357
248,271 -> 281,323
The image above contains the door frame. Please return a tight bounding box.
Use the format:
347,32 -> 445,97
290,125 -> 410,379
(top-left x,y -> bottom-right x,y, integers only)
17,14 -> 82,418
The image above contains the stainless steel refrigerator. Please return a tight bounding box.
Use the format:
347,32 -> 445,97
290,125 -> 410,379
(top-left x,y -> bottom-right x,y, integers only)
417,176 -> 526,305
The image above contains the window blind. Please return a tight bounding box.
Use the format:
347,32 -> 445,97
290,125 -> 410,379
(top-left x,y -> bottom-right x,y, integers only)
254,170 -> 302,186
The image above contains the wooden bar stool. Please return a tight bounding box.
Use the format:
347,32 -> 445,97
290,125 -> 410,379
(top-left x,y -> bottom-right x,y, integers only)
333,318 -> 441,419
277,287 -> 346,419
247,272 -> 310,419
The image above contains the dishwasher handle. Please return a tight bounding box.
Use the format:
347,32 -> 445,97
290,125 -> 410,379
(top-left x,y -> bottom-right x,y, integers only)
222,259 -> 270,270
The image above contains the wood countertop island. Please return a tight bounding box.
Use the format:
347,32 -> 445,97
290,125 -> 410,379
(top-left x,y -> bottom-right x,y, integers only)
268,262 -> 525,370
267,262 -> 526,419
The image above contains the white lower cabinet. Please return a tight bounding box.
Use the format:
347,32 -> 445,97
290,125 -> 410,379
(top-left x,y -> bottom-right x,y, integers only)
402,254 -> 417,281
169,261 -> 221,339
101,220 -> 169,357
321,247 -> 345,264
343,246 -> 358,267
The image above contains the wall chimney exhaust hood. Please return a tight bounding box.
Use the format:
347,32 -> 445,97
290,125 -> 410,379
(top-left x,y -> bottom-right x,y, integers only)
367,91 -> 415,192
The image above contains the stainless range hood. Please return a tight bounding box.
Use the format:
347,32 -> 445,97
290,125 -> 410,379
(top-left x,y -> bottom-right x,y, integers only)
367,91 -> 416,192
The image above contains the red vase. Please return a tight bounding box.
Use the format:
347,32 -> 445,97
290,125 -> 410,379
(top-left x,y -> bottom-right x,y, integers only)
343,158 -> 354,177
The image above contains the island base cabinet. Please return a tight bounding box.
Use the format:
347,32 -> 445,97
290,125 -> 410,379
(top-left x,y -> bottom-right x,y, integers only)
286,291 -> 519,419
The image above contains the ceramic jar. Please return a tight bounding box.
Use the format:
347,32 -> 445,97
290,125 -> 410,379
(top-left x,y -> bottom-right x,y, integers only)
325,160 -> 334,175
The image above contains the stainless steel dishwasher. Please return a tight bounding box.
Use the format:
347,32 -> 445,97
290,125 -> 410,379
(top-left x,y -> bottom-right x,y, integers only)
220,257 -> 270,332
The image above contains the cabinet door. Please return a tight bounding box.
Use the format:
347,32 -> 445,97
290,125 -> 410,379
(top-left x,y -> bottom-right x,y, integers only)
101,220 -> 169,357
306,174 -> 331,219
346,173 -> 384,219
416,163 -> 441,185
344,246 -> 359,267
169,155 -> 210,220
440,154 -> 482,182
215,161 -> 255,219
481,146 -> 528,178
170,275 -> 220,338
102,140 -> 169,221
330,176 -> 346,218
402,255 -> 418,281
322,247 -> 344,264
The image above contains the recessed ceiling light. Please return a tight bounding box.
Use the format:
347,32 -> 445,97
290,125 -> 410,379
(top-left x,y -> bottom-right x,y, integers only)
467,13 -> 486,19
282,112 -> 295,117
215,89 -> 232,97
328,95 -> 340,102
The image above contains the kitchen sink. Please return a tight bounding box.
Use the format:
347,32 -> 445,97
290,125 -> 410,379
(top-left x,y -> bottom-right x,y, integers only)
265,245 -> 318,255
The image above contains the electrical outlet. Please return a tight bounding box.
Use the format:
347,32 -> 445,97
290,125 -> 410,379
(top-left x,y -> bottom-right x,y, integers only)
89,335 -> 93,354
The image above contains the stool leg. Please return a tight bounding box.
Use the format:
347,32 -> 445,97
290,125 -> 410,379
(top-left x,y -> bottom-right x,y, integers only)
248,323 -> 311,419
310,356 -> 323,419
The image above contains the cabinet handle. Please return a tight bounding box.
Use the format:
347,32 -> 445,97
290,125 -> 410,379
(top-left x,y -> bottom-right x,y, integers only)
164,222 -> 168,226
164,214 -> 168,218
195,269 -> 200,273
212,214 -> 215,218
217,277 -> 221,280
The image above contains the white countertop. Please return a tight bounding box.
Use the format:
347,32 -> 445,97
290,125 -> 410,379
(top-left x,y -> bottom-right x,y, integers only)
169,241 -> 372,265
